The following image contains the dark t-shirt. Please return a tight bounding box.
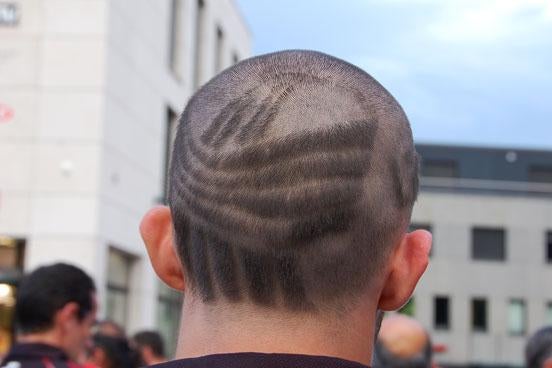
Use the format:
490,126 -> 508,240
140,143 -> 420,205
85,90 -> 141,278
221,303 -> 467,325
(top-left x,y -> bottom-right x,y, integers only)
0,343 -> 80,368
151,352 -> 370,368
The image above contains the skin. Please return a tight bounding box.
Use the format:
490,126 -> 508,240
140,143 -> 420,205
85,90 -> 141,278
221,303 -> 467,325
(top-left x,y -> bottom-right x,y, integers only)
140,206 -> 431,366
139,346 -> 166,366
378,315 -> 430,358
18,294 -> 98,363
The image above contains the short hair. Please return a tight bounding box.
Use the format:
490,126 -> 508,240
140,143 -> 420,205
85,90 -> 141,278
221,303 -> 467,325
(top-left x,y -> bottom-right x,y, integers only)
15,263 -> 96,333
169,50 -> 419,310
373,338 -> 432,368
133,330 -> 166,357
526,326 -> 552,368
93,334 -> 137,368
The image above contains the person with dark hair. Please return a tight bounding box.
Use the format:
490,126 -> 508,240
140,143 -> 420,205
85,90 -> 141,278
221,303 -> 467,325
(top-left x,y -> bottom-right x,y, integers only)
526,326 -> 552,368
95,320 -> 126,339
88,334 -> 138,368
373,315 -> 434,368
140,50 -> 431,368
1,263 -> 97,368
132,331 -> 166,366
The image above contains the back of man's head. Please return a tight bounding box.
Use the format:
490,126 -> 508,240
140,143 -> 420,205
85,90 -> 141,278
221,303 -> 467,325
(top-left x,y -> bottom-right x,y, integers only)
15,262 -> 96,334
526,326 -> 552,368
132,330 -> 166,364
166,50 -> 419,310
373,315 -> 432,368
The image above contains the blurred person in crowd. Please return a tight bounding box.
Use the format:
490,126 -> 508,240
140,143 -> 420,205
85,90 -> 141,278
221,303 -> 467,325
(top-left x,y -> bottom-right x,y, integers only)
0,263 -> 97,368
140,50 -> 431,368
88,334 -> 137,368
132,331 -> 167,366
95,320 -> 125,338
526,326 -> 552,368
373,314 -> 434,368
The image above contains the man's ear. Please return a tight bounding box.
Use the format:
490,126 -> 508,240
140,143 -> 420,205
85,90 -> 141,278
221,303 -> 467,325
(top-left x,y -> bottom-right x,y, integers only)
544,357 -> 552,368
377,229 -> 432,311
140,206 -> 185,291
56,302 -> 80,330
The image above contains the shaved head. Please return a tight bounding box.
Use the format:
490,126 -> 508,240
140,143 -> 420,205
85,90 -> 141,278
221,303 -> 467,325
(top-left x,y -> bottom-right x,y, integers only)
169,50 -> 419,311
374,315 -> 432,368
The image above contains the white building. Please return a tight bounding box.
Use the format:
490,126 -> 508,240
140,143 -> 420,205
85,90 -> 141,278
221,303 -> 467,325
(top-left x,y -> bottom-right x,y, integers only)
409,144 -> 552,367
0,0 -> 250,356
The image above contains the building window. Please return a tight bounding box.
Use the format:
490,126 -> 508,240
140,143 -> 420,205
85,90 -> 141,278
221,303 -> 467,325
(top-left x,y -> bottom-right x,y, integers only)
507,299 -> 526,335
232,52 -> 240,64
528,165 -> 552,184
421,159 -> 458,178
398,297 -> 415,317
106,248 -> 134,328
547,302 -> 552,325
157,282 -> 182,357
410,223 -> 433,257
168,0 -> 183,79
215,26 -> 224,73
546,231 -> 552,264
434,296 -> 450,330
193,0 -> 205,89
472,298 -> 488,332
163,108 -> 179,202
472,228 -> 506,261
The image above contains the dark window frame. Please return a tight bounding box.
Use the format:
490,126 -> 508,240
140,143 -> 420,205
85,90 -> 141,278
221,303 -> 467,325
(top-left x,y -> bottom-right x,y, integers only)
546,231 -> 552,264
471,227 -> 506,262
471,298 -> 488,332
434,295 -> 450,330
421,159 -> 459,178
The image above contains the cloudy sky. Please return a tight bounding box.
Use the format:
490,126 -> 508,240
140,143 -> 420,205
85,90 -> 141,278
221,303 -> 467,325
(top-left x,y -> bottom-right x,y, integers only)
235,0 -> 552,149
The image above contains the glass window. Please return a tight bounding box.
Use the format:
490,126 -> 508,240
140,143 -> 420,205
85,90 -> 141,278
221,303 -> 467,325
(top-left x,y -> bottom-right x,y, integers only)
546,302 -> 552,325
421,160 -> 459,178
546,232 -> 552,264
472,228 -> 506,261
472,298 -> 488,332
157,282 -> 182,358
232,52 -> 240,65
168,0 -> 183,79
163,108 -> 179,202
507,299 -> 526,335
106,248 -> 134,328
193,0 -> 205,89
434,296 -> 450,330
215,26 -> 224,73
528,165 -> 552,184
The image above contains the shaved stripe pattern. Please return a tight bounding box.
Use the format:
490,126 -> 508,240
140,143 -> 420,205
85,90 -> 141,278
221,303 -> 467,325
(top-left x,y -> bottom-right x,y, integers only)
169,51 -> 419,309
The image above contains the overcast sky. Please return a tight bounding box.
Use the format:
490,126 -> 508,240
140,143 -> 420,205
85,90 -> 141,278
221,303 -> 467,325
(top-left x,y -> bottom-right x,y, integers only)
235,0 -> 552,149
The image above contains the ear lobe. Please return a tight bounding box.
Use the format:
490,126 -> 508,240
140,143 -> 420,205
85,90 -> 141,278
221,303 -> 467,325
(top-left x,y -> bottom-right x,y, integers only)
377,229 -> 431,311
140,206 -> 186,291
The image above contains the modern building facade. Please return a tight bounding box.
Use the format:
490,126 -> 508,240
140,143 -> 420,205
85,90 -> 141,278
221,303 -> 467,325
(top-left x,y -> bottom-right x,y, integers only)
0,0 -> 250,356
410,144 -> 552,367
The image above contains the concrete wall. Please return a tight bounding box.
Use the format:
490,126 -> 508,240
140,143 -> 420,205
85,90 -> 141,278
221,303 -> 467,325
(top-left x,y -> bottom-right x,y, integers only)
0,0 -> 251,334
411,191 -> 552,366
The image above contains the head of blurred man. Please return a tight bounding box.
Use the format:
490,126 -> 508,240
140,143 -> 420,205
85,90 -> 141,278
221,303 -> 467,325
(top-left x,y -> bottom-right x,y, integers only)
140,50 -> 431,365
373,314 -> 433,368
132,330 -> 167,365
526,326 -> 552,368
15,263 -> 97,362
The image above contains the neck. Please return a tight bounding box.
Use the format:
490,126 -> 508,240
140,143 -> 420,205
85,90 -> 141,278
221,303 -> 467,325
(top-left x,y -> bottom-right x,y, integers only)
175,296 -> 379,366
18,330 -> 63,350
